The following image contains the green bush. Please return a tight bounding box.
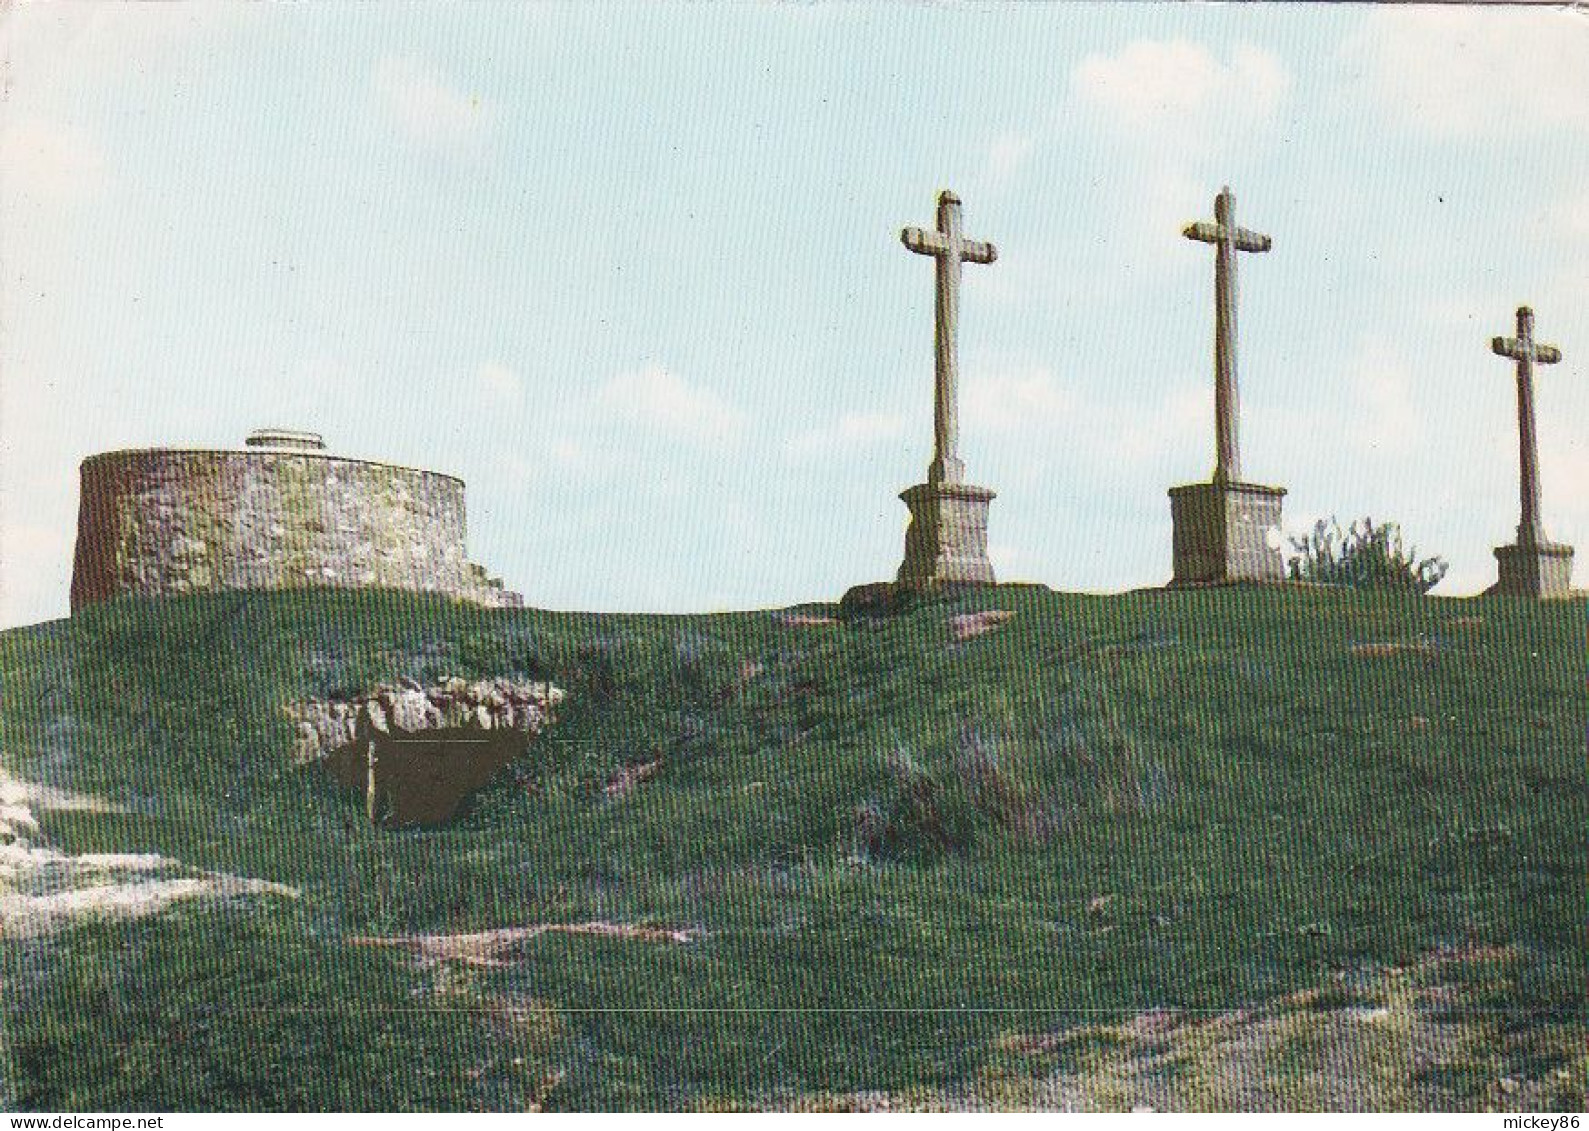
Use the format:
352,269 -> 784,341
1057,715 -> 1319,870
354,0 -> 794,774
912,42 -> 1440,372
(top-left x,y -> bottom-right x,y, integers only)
1287,516 -> 1448,593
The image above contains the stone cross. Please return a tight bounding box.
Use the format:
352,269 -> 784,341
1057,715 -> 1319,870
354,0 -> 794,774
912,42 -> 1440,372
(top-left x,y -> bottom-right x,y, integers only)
902,190 -> 997,485
1492,305 -> 1562,546
1184,186 -> 1271,485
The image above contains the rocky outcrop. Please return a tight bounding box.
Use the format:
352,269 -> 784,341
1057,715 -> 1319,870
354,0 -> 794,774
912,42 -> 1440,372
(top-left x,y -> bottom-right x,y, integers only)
283,677 -> 564,827
0,771 -> 297,937
283,677 -> 563,765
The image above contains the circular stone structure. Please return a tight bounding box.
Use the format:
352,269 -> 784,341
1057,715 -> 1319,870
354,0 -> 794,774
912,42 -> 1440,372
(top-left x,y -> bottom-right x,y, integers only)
70,431 -> 520,612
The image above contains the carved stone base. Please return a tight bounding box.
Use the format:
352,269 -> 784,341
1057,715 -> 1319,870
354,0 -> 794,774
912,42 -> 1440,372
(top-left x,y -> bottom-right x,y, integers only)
1491,539 -> 1575,599
1168,480 -> 1287,585
897,481 -> 996,586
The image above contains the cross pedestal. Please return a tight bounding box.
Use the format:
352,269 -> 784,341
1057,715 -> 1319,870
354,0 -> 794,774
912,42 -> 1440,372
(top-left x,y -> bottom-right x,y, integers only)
1169,480 -> 1287,585
1493,539 -> 1575,599
897,481 -> 996,586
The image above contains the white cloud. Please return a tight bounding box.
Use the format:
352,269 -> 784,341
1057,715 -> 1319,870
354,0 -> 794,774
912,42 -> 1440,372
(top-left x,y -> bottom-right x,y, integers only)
1549,190 -> 1589,243
987,541 -> 1025,578
1116,385 -> 1208,466
549,437 -> 593,469
4,3 -> 255,80
0,522 -> 72,629
964,366 -> 1077,433
784,410 -> 907,460
499,436 -> 602,489
1065,42 -> 1288,281
961,365 -> 1205,473
0,115 -> 104,204
477,361 -> 522,404
1070,40 -> 1289,147
1340,8 -> 1589,138
372,56 -> 495,147
1540,431 -> 1589,540
1348,346 -> 1424,453
597,364 -> 746,446
979,130 -> 1037,190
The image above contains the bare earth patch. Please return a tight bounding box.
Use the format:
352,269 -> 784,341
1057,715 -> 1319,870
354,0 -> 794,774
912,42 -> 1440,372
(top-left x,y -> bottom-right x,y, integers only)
0,769 -> 298,938
604,758 -> 664,798
349,921 -> 705,967
951,610 -> 1015,642
761,946 -> 1582,1112
1349,639 -> 1441,659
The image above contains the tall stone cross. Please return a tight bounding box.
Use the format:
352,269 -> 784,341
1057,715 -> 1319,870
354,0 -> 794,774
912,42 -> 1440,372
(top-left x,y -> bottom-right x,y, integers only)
1183,186 -> 1271,485
902,190 -> 997,485
1492,306 -> 1562,546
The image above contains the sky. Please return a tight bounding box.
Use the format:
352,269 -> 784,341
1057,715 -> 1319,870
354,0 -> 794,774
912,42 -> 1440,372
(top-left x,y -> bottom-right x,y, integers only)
3,2 -> 1589,626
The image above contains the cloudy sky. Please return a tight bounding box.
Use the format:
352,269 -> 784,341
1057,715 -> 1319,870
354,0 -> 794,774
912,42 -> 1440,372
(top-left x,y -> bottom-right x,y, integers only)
4,3 -> 1588,625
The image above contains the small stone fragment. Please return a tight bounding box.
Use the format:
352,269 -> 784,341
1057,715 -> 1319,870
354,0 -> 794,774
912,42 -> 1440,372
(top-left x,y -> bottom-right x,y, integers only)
951,609 -> 1015,641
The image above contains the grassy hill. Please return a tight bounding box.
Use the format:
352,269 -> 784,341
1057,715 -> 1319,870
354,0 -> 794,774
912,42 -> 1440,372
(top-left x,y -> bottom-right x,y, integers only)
0,585 -> 1583,1111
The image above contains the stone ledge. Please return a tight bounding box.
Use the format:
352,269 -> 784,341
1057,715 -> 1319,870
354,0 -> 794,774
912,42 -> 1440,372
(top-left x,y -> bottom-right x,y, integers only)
1169,479 -> 1288,499
1161,576 -> 1295,592
839,578 -> 1002,619
899,481 -> 996,504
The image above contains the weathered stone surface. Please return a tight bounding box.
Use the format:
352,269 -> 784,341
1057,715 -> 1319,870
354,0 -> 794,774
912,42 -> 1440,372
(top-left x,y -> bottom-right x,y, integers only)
1488,307 -> 1574,599
1171,186 -> 1286,587
950,609 -> 1015,641
1183,186 -> 1271,487
901,190 -> 997,489
283,677 -> 564,765
1492,540 -> 1575,599
69,435 -> 521,611
286,676 -> 565,827
889,191 -> 999,589
1168,480 -> 1286,585
245,428 -> 325,451
389,689 -> 439,733
897,481 -> 996,586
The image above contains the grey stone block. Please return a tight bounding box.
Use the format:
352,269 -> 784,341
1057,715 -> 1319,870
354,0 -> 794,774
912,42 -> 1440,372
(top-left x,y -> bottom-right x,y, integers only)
896,481 -> 996,586
1492,540 -> 1575,599
1168,480 -> 1287,585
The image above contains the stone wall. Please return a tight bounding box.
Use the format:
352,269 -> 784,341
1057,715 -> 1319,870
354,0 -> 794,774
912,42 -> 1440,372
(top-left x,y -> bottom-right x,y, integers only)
70,441 -> 520,611
284,677 -> 565,826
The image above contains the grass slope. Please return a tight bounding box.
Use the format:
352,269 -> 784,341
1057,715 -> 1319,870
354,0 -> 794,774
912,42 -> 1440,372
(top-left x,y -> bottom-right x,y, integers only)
0,585 -> 1583,1110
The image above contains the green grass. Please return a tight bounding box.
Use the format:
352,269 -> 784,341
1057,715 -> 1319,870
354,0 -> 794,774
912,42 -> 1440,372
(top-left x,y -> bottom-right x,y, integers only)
0,585 -> 1583,1110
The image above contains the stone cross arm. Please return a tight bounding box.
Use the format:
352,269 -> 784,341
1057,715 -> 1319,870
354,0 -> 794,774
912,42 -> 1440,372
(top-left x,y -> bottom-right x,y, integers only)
902,225 -> 997,263
1183,220 -> 1271,253
1492,335 -> 1562,365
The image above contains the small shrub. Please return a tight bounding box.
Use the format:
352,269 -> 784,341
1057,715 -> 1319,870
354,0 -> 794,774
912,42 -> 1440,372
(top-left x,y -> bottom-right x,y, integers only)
857,727 -> 1061,860
953,726 -> 1059,841
1287,517 -> 1448,594
573,636 -> 621,703
856,745 -> 981,860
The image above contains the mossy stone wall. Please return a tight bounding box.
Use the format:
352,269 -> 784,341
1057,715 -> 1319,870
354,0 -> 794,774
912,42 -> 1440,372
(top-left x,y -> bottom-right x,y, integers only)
69,449 -> 510,610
